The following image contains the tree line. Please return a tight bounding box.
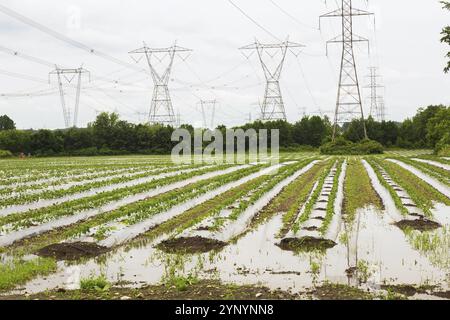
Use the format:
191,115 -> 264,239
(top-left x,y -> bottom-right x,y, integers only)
0,104 -> 448,156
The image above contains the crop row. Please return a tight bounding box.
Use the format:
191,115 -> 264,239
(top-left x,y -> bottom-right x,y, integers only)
2,164 -> 266,256
292,160 -> 336,233
369,158 -> 450,217
319,158 -> 345,235
0,164 -> 183,196
342,158 -> 383,223
0,164 -> 207,209
0,161 -> 174,186
0,164 -> 236,234
389,157 -> 450,186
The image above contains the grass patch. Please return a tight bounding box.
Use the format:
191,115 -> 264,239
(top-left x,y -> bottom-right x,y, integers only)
163,274 -> 199,292
0,257 -> 57,291
80,275 -> 111,292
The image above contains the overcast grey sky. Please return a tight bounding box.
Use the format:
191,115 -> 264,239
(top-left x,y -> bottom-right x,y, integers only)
0,0 -> 448,129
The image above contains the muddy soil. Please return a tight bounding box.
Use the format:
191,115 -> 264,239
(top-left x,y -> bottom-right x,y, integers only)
395,219 -> 442,232
1,280 -> 399,300
277,236 -> 337,252
311,283 -> 374,300
37,242 -> 108,261
380,284 -> 436,297
2,280 -> 303,300
156,236 -> 227,254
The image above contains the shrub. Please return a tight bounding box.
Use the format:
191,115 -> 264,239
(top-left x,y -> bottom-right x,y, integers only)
320,138 -> 383,155
0,149 -> 13,158
435,132 -> 450,156
71,147 -> 99,156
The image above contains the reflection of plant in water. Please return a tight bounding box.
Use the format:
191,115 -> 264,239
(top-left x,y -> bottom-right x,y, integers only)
308,252 -> 325,286
116,266 -> 125,284
404,226 -> 449,269
339,230 -> 349,245
160,252 -> 210,291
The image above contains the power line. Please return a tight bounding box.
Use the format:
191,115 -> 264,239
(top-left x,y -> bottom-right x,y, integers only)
0,3 -> 148,74
0,44 -> 149,89
0,68 -> 48,84
227,0 -> 280,41
268,0 -> 317,30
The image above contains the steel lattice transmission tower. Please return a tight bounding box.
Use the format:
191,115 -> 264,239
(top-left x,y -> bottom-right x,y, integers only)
199,99 -> 217,129
49,66 -> 90,128
320,0 -> 373,140
240,40 -> 304,121
130,42 -> 192,126
365,67 -> 385,122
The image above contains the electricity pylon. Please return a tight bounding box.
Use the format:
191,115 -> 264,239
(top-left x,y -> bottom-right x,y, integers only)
49,66 -> 90,128
129,42 -> 192,126
320,0 -> 373,140
240,39 -> 305,121
365,67 -> 385,122
199,99 -> 217,129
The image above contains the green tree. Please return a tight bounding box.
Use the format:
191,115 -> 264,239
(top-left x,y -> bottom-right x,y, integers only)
442,1 -> 450,73
292,116 -> 330,147
89,112 -> 120,149
0,115 -> 15,130
426,106 -> 450,150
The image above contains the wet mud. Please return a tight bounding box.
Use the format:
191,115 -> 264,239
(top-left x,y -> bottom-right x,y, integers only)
395,219 -> 442,232
277,236 -> 337,252
37,242 -> 108,261
156,236 -> 227,254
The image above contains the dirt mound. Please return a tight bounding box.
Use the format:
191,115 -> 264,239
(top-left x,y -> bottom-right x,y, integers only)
156,236 -> 227,254
37,242 -> 108,260
278,236 -> 337,252
395,219 -> 441,232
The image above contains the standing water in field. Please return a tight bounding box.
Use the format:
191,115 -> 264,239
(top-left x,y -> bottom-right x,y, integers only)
9,204 -> 449,297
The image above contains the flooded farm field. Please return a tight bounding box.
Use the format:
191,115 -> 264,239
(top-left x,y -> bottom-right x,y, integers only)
0,153 -> 449,300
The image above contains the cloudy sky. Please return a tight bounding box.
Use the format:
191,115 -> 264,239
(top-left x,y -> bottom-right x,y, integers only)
0,0 -> 448,129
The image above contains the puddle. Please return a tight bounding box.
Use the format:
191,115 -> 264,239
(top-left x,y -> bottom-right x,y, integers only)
13,205 -> 449,296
